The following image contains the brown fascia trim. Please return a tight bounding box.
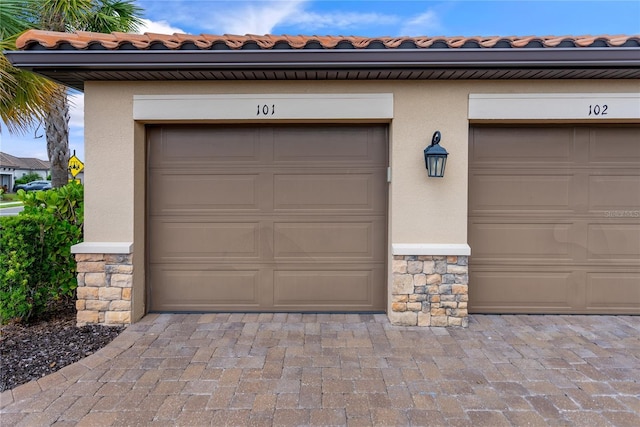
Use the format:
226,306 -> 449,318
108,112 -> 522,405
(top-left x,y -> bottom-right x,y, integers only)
6,47 -> 639,76
7,47 -> 640,68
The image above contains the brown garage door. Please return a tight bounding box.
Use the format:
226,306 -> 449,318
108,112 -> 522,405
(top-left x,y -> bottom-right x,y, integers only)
469,126 -> 640,314
148,125 -> 387,312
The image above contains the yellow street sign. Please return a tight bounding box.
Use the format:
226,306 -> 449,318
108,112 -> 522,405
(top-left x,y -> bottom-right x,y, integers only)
68,154 -> 84,178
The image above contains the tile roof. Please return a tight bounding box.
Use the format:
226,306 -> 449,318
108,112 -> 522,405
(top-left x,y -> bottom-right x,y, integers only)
0,152 -> 50,170
16,30 -> 640,51
9,30 -> 640,90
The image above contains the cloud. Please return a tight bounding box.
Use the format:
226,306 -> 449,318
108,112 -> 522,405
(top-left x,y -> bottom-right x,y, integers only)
400,10 -> 442,36
288,12 -> 399,33
205,1 -> 306,35
139,1 -> 397,36
138,18 -> 185,35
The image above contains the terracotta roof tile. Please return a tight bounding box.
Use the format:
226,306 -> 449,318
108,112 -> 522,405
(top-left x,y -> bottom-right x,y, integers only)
15,30 -> 640,51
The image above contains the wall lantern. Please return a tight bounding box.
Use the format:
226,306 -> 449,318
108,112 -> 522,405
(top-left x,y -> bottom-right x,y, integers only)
424,131 -> 449,178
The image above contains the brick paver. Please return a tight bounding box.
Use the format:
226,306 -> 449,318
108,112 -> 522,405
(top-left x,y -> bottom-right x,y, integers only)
1,314 -> 639,426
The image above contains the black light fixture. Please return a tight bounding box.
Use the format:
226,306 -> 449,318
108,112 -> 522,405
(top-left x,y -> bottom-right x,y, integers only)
424,131 -> 448,178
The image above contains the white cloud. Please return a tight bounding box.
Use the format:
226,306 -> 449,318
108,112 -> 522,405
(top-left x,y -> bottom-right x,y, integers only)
207,1 -> 306,35
138,18 -> 185,35
139,1 -> 402,36
288,12 -> 399,33
193,3 -> 399,36
400,10 -> 442,36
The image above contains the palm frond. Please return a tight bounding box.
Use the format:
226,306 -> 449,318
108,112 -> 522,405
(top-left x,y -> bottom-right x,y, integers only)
1,0 -> 144,136
0,54 -> 58,134
39,0 -> 94,28
0,0 -> 39,40
82,0 -> 144,33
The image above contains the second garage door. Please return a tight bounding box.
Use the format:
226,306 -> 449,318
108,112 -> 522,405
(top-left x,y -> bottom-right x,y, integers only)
469,126 -> 640,314
148,125 -> 388,312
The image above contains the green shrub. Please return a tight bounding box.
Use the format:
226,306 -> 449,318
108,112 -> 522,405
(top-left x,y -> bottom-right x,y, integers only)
0,182 -> 83,323
14,172 -> 43,186
20,181 -> 84,227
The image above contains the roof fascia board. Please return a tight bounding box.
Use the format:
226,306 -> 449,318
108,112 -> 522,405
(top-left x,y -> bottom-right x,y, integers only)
6,48 -> 640,71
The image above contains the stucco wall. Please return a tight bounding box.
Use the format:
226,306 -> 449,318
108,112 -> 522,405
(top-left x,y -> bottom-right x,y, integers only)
84,79 -> 636,244
78,78 -> 637,322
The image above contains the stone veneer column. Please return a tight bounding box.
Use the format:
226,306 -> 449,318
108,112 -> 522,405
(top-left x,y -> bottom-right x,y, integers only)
74,253 -> 133,326
390,255 -> 469,327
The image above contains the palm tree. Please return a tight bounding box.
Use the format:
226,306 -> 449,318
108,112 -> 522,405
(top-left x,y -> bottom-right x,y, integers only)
0,0 -> 57,134
1,0 -> 143,187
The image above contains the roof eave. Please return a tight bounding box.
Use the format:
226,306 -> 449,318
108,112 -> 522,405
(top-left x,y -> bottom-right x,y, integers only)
6,48 -> 640,92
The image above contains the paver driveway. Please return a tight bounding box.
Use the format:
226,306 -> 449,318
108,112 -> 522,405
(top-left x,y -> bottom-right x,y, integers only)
1,313 -> 639,426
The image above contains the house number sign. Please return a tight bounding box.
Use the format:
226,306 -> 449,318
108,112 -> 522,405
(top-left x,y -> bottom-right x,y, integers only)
257,104 -> 276,116
134,94 -> 393,121
588,104 -> 608,116
468,93 -> 639,121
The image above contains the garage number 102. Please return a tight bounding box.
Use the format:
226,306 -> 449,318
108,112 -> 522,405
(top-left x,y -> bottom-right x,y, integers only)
588,104 -> 608,116
257,104 -> 276,116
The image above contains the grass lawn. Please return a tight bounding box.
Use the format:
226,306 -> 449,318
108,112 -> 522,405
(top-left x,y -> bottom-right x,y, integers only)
0,194 -> 23,208
0,201 -> 23,208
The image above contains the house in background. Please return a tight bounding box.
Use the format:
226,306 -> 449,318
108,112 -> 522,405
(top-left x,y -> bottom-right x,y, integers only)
0,152 -> 51,191
7,30 -> 640,328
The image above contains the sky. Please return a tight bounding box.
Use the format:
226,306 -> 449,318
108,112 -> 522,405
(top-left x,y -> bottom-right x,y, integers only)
2,0 -> 639,162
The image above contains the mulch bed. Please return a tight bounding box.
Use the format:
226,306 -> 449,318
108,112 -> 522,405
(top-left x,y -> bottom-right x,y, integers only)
0,301 -> 124,392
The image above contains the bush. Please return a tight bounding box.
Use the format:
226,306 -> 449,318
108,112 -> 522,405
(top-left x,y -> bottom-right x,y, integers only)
14,172 -> 43,186
0,182 -> 83,323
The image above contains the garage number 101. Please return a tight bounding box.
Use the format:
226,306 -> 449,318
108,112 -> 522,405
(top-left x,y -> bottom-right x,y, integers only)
257,104 -> 276,116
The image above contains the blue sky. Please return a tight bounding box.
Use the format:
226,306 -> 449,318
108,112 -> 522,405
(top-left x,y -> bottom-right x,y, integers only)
2,0 -> 639,161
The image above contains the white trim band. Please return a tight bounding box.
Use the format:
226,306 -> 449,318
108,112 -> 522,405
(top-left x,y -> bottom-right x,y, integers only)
134,93 -> 394,121
392,244 -> 471,256
469,93 -> 640,121
71,242 -> 133,254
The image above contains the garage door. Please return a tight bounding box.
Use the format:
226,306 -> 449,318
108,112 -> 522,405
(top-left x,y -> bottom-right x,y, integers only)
148,125 -> 387,312
469,126 -> 640,314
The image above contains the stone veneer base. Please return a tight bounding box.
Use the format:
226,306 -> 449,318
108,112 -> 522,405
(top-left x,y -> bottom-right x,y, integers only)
390,255 -> 469,327
74,251 -> 467,328
74,253 -> 133,326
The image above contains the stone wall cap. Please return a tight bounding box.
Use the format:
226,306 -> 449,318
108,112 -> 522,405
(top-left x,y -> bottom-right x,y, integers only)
392,243 -> 471,256
71,242 -> 133,254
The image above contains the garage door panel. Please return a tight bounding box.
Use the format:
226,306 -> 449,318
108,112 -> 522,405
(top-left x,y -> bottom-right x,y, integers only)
273,173 -> 383,211
470,271 -> 574,310
587,224 -> 640,260
469,174 -> 572,212
470,222 -> 572,260
150,127 -> 262,166
150,173 -> 260,212
150,221 -> 260,260
151,268 -> 261,310
273,127 -> 386,164
273,268 -> 384,310
470,127 -> 574,164
589,128 -> 640,163
588,175 -> 640,211
587,272 -> 640,311
273,222 -> 383,260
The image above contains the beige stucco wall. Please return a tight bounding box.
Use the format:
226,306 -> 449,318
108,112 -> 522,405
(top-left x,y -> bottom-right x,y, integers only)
85,79 -> 637,242
83,79 -> 638,318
